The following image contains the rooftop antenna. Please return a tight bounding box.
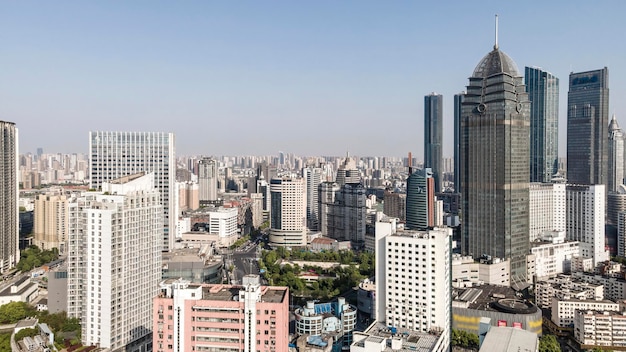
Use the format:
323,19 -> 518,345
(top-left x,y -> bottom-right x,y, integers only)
494,14 -> 499,50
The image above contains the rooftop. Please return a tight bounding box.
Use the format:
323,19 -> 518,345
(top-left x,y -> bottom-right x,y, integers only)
200,284 -> 287,303
479,326 -> 538,352
472,48 -> 519,78
352,322 -> 442,351
453,285 -> 537,314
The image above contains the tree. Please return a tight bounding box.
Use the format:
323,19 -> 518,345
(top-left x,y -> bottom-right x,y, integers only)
451,329 -> 479,349
15,327 -> 39,341
539,334 -> 561,352
0,301 -> 36,324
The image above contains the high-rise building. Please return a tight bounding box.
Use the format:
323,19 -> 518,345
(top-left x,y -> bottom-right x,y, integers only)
318,182 -> 367,246
566,184 -> 609,265
454,93 -> 464,193
198,157 -> 218,202
33,192 -> 69,253
269,177 -> 306,247
375,217 -> 451,347
406,168 -> 435,231
153,275 -> 289,352
525,67 -> 559,183
608,115 -> 624,193
529,183 -> 566,242
566,68 -> 609,185
302,166 -> 322,231
383,190 -> 406,221
424,93 -> 443,193
89,131 -> 176,251
0,120 -> 18,274
67,173 -> 162,350
335,154 -> 361,186
461,39 -> 530,281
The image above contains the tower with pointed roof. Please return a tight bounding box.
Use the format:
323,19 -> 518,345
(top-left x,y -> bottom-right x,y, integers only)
608,114 -> 624,193
460,18 -> 531,282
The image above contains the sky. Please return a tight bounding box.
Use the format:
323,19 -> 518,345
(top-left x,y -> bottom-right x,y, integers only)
2,1 -> 626,158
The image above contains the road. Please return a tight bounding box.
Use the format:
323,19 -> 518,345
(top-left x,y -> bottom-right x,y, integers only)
227,241 -> 262,285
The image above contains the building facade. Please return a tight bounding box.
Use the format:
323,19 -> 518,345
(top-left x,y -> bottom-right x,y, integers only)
33,192 -> 69,253
566,184 -> 609,265
0,120 -> 18,274
525,67 -> 559,183
566,68 -> 610,185
269,177 -> 306,247
608,115 -> 624,193
89,131 -> 176,251
153,275 -> 289,352
424,93 -> 443,193
460,43 -> 530,281
67,173 -> 162,351
529,183 -> 566,242
375,217 -> 451,347
318,182 -> 367,246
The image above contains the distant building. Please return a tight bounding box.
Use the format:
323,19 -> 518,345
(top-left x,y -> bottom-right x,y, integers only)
525,67 -> 559,183
609,115 -> 625,193
0,120 -> 19,274
319,182 -> 367,247
424,93 -> 443,193
33,192 -> 68,253
198,157 -> 218,202
405,168 -> 435,231
303,166 -> 323,231
153,275 -> 289,352
566,68 -> 609,185
269,177 -> 307,247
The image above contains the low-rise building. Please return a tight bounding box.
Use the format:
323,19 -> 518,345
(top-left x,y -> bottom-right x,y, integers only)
295,298 -> 357,351
572,271 -> 626,302
357,279 -> 376,323
452,255 -> 510,288
574,310 -> 626,348
0,277 -> 39,306
161,246 -> 223,284
153,275 -> 289,352
535,274 -> 604,309
530,231 -> 580,281
551,299 -> 620,328
350,322 -> 447,352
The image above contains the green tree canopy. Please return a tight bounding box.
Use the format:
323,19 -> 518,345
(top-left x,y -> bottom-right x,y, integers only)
0,301 -> 37,324
539,334 -> 560,352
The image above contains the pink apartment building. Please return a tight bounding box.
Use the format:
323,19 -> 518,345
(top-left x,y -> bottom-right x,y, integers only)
153,275 -> 289,352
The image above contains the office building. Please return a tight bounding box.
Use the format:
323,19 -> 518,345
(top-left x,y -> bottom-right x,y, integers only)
454,93 -> 463,193
375,217 -> 451,347
460,39 -> 530,281
89,131 -> 176,251
525,67 -> 559,183
198,157 -> 218,202
33,192 -> 69,253
153,275 -> 289,352
609,115 -> 624,193
566,184 -> 609,265
567,68 -> 609,185
67,173 -> 162,350
269,177 -> 306,247
0,120 -> 18,274
406,168 -> 434,231
424,93 -> 443,193
529,183 -> 566,242
303,166 -> 322,231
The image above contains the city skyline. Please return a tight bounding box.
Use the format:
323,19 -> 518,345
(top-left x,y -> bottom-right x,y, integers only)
3,2 -> 626,157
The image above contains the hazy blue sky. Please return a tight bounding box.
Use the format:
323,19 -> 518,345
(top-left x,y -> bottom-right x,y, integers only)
2,1 -> 625,158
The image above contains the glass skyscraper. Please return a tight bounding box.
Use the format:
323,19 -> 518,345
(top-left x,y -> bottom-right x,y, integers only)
525,67 -> 559,183
461,43 -> 530,282
424,93 -> 443,193
567,68 -> 609,185
406,168 -> 434,231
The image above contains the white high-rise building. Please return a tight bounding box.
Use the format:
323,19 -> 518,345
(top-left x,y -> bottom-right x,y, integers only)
0,120 -> 18,274
67,173 -> 162,350
566,184 -> 609,265
529,182 -> 566,242
198,157 -> 218,202
208,207 -> 238,247
89,131 -> 176,251
302,166 -> 322,231
269,177 -> 306,247
375,217 -> 451,347
608,114 -> 625,193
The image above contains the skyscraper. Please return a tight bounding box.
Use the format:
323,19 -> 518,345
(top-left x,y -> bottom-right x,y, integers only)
318,181 -> 367,245
67,173 -> 162,350
198,157 -> 218,202
566,184 -> 609,265
567,68 -> 609,185
269,176 -> 306,247
302,166 -> 322,231
424,93 -> 443,192
335,154 -> 361,186
89,131 -> 176,251
0,120 -> 18,274
461,38 -> 530,281
406,168 -> 434,231
525,67 -> 559,182
453,93 -> 464,193
608,115 -> 624,193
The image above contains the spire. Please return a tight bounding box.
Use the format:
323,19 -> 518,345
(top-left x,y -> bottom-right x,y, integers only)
494,14 -> 499,50
609,113 -> 621,132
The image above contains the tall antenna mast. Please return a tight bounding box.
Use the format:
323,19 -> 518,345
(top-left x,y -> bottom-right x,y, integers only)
494,14 -> 499,50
